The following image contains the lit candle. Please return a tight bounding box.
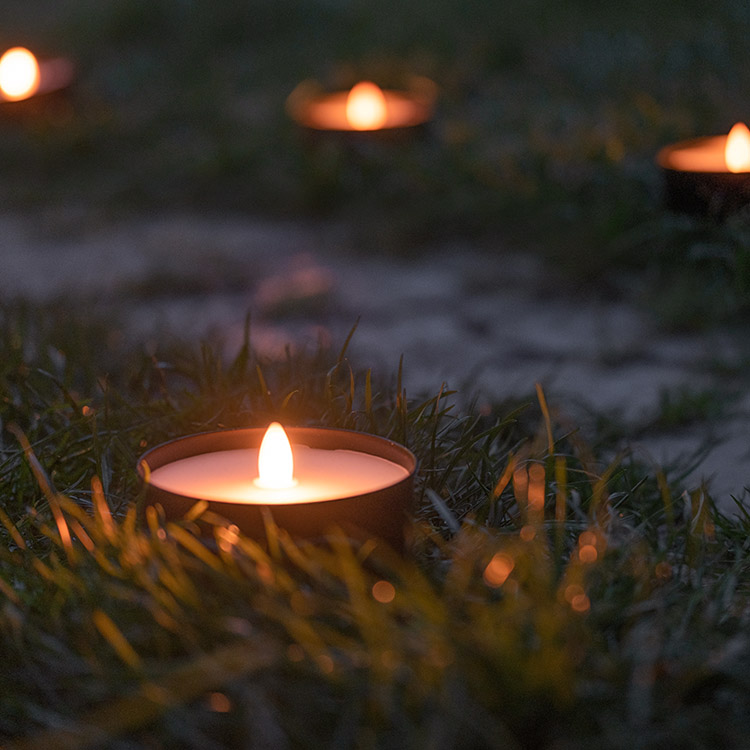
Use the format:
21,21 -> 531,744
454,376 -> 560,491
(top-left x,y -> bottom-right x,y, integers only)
0,47 -> 40,101
286,77 -> 435,134
657,122 -> 750,216
139,424 -> 416,549
0,46 -> 74,104
148,422 -> 408,504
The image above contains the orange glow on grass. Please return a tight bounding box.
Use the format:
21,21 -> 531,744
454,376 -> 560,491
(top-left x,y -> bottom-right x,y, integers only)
528,463 -> 545,511
345,81 -> 388,130
0,47 -> 40,101
513,466 -> 528,502
519,524 -> 536,542
207,692 -> 232,712
578,544 -> 598,563
564,583 -> 584,602
483,552 -> 515,587
570,593 -> 590,613
725,122 -> 750,172
565,584 -> 591,612
372,580 -> 396,603
578,530 -> 597,547
317,654 -> 334,674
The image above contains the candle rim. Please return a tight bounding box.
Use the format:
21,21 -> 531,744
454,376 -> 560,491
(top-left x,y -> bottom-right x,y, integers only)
299,90 -> 430,131
145,447 -> 411,506
138,425 -> 417,506
657,134 -> 750,174
0,54 -> 75,102
286,78 -> 436,131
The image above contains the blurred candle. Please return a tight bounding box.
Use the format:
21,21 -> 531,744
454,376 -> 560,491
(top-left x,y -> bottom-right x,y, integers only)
658,122 -> 750,173
0,47 -> 40,101
0,46 -> 75,103
287,77 -> 435,133
657,122 -> 750,216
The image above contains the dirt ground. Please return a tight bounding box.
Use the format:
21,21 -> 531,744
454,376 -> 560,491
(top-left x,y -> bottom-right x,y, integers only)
2,210 -> 748,508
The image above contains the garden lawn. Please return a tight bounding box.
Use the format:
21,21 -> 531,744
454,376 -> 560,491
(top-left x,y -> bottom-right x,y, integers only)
1,304 -> 750,748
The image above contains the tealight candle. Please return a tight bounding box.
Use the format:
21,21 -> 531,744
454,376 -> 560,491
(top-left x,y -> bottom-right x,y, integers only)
286,77 -> 436,136
0,46 -> 74,104
657,122 -> 750,216
139,423 -> 416,550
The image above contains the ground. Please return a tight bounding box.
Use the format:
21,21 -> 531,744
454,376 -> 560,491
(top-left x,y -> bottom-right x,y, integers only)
3,209 -> 748,505
6,3 -> 750,746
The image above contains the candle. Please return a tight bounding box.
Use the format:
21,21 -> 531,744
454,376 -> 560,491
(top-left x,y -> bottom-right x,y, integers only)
139,424 -> 416,549
149,424 -> 409,504
656,122 -> 750,216
0,46 -> 74,104
286,77 -> 435,134
0,47 -> 40,101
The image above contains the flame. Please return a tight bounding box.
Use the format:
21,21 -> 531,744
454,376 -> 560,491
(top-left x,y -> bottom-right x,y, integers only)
0,47 -> 40,101
254,422 -> 297,489
345,81 -> 388,130
725,122 -> 750,172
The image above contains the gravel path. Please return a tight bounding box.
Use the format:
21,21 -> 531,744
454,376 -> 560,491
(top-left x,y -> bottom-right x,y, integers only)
2,211 -> 748,507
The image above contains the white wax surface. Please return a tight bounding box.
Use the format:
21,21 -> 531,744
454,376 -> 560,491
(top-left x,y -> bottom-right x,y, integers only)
148,446 -> 409,504
662,135 -> 744,173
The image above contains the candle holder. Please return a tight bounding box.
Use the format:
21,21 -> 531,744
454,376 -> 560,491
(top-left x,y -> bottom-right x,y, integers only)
657,125 -> 750,218
138,427 -> 417,551
286,76 -> 436,142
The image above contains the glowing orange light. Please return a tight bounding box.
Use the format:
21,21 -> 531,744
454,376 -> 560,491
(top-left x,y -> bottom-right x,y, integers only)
579,530 -> 597,547
372,580 -> 396,603
564,584 -> 584,603
519,524 -> 536,542
570,593 -> 590,613
725,122 -> 750,172
483,552 -> 515,587
578,544 -> 598,563
317,654 -> 334,674
345,81 -> 388,130
0,47 -> 40,101
217,524 -> 239,554
528,463 -> 545,510
254,422 -> 297,489
207,692 -> 232,712
513,466 -> 528,507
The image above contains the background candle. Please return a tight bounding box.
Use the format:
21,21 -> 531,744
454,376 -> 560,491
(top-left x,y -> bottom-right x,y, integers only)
0,47 -> 75,108
656,122 -> 750,216
286,77 -> 436,135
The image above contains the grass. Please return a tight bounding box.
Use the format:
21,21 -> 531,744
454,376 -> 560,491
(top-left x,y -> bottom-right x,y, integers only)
3,1 -> 750,746
3,0 -> 750,325
2,302 -> 750,748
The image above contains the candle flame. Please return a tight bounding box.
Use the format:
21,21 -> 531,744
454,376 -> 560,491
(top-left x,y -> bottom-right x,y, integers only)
254,422 -> 297,489
725,122 -> 750,173
345,81 -> 388,130
0,47 -> 40,101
